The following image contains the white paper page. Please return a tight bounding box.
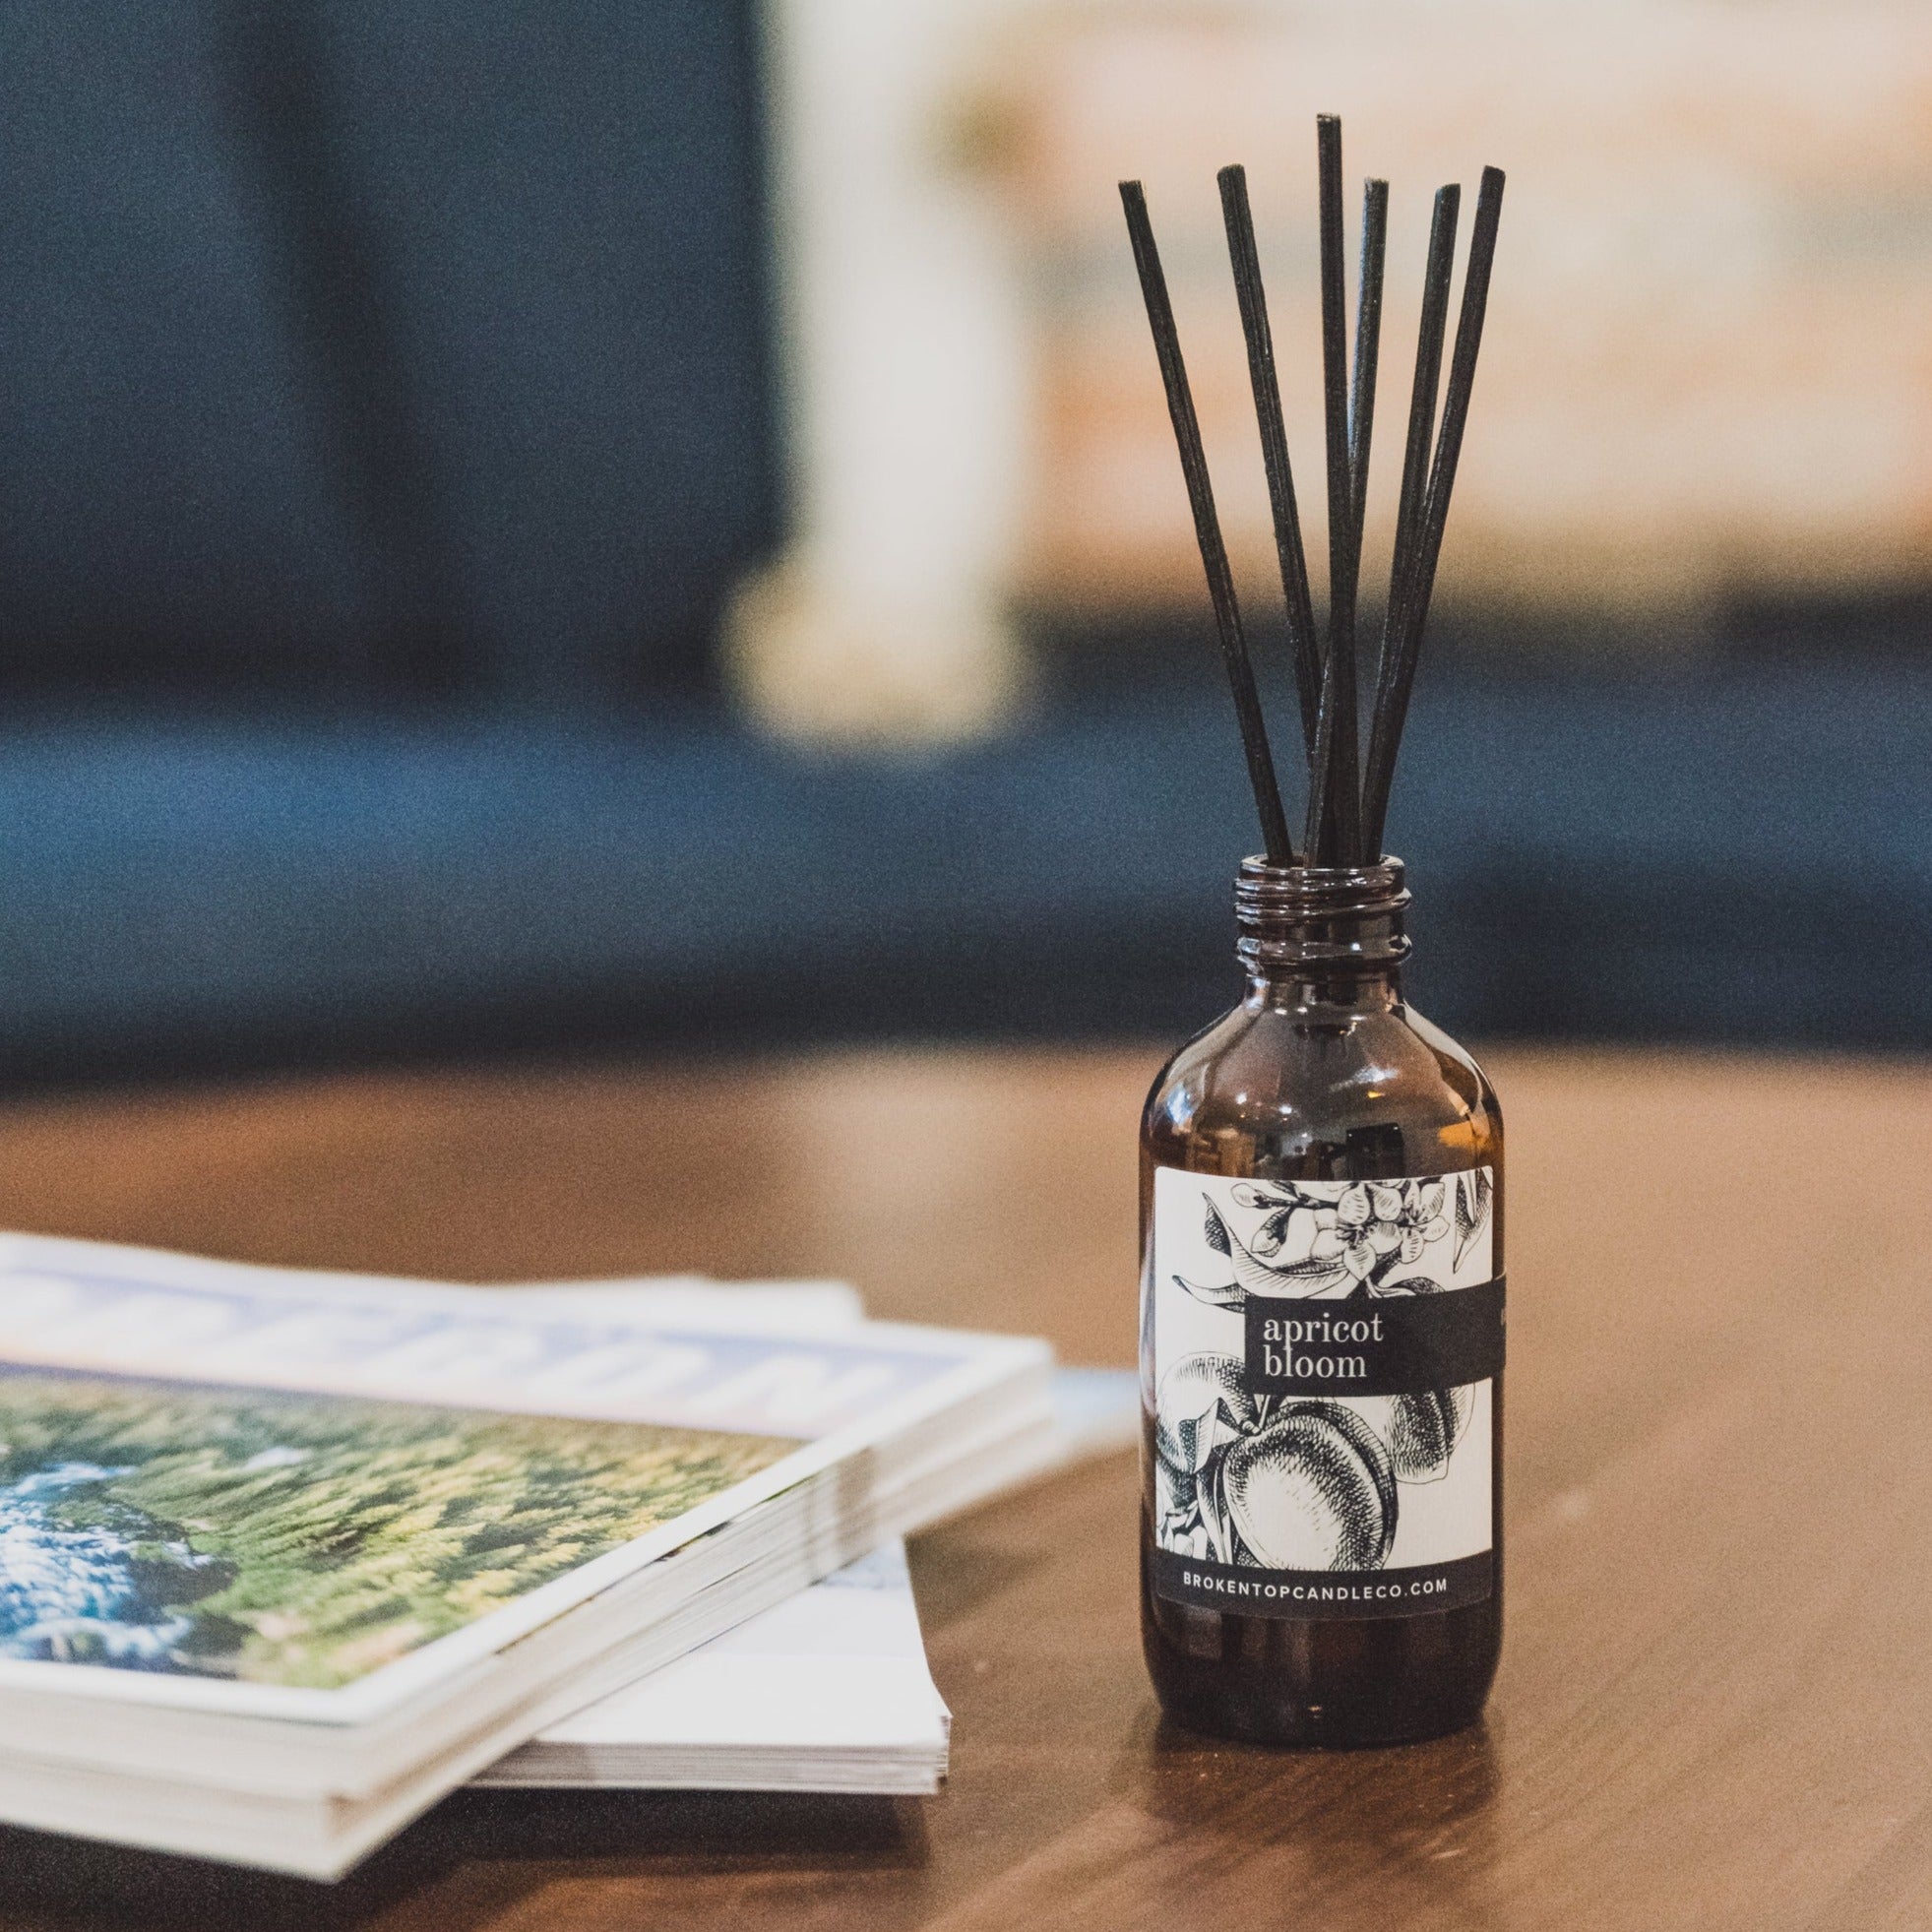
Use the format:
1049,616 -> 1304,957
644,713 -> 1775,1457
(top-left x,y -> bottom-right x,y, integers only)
495,1278 -> 867,1334
483,1541 -> 943,1780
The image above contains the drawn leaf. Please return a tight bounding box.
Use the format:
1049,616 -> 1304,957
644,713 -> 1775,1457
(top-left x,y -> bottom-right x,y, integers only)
1251,1207 -> 1299,1256
1193,1397 -> 1245,1473
1228,1233 -> 1352,1300
1173,1272 -> 1244,1311
1368,1273 -> 1445,1299
1385,1385 -> 1475,1483
1231,1183 -> 1293,1211
1160,1493 -> 1211,1560
1200,1458 -> 1237,1565
1386,1390 -> 1457,1482
1203,1202 -> 1232,1256
1453,1168 -> 1493,1272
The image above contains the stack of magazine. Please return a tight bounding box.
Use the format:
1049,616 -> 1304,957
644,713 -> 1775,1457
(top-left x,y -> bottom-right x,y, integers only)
0,1235 -> 1129,1877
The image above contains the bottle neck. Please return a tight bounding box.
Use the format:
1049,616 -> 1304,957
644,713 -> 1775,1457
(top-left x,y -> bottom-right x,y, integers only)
1234,856 -> 1411,1009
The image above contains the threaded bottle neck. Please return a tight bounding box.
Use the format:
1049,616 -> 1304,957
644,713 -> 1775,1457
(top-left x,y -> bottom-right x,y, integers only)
1234,855 -> 1411,990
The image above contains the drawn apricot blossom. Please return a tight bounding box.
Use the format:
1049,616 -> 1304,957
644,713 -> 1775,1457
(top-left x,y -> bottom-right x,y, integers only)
1309,1181 -> 1451,1282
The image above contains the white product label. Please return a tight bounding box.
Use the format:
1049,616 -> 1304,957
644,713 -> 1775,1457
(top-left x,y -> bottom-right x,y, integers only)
1147,1166 -> 1499,1619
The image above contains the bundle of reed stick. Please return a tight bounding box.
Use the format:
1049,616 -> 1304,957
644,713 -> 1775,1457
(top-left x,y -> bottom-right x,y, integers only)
1121,117 -> 1504,867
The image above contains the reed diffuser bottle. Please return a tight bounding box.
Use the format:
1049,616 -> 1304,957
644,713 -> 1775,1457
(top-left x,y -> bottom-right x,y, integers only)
1140,861 -> 1502,1744
1124,121 -> 1507,1743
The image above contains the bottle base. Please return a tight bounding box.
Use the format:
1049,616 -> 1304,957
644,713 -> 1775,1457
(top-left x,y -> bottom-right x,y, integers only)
1141,1569 -> 1501,1749
1153,1681 -> 1489,1750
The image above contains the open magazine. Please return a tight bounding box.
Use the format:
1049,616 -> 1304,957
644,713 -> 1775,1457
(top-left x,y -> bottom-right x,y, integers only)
0,1235 -> 1053,1876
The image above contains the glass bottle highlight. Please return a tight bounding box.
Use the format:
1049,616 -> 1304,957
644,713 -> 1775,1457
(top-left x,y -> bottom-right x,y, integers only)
1140,857 -> 1503,1745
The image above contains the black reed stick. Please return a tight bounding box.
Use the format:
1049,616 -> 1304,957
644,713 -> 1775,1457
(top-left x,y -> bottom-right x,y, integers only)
1217,163 -> 1323,759
1347,178 -> 1389,555
1119,179 -> 1296,865
1361,165 -> 1506,856
1305,116 -> 1362,863
1370,182 -> 1461,734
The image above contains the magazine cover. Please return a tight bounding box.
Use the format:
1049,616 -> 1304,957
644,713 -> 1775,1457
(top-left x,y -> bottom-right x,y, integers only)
0,1234 -> 1048,1726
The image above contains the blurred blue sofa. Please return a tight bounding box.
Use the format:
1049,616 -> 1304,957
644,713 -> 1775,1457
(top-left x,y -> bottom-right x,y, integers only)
8,656 -> 1930,1083
0,2 -> 1926,1084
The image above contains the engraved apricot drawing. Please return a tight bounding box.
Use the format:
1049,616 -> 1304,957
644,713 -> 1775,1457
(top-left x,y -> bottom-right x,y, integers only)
1153,1352 -> 1258,1526
1216,1402 -> 1399,1569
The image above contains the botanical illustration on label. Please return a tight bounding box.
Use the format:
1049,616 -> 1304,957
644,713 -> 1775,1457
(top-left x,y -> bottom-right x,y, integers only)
1147,1165 -> 1500,1619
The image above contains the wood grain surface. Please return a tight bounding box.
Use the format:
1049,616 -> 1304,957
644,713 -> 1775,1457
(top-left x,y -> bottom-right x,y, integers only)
0,1043 -> 1926,1930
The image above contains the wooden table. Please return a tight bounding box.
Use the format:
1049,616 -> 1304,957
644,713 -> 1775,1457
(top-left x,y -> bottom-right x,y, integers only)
0,1043 -> 1928,1930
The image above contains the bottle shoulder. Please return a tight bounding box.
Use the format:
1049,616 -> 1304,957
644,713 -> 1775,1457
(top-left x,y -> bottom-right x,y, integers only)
1142,995 -> 1502,1185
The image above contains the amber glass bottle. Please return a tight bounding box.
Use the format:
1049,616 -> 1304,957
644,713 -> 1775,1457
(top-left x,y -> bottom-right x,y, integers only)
1140,856 -> 1503,1746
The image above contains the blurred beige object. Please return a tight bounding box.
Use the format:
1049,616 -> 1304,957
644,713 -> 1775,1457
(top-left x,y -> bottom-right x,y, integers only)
973,0 -> 1932,627
726,558 -> 1019,744
745,0 -> 1932,736
740,0 -> 1030,744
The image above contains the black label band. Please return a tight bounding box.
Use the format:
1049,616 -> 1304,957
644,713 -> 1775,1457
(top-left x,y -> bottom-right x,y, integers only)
1152,1547 -> 1495,1621
1243,1275 -> 1505,1397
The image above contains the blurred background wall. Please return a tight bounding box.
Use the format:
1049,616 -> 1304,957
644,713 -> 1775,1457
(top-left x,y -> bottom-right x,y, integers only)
992,5 -> 1932,623
1,0 -> 1929,1087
